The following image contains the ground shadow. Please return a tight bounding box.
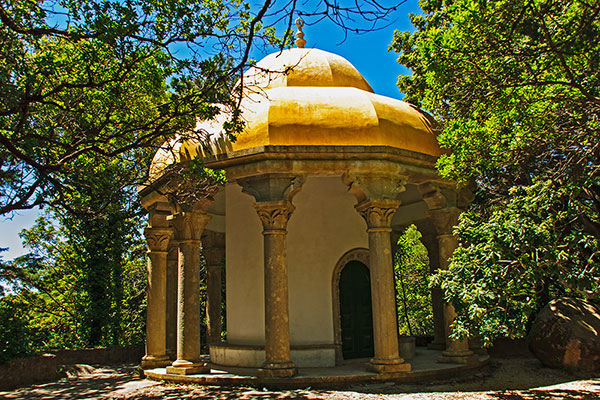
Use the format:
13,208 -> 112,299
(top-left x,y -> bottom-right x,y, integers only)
343,357 -> 599,396
110,385 -> 332,400
1,358 -> 599,399
488,386 -> 600,400
0,364 -> 141,400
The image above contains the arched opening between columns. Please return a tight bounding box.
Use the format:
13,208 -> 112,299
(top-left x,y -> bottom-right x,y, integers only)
392,224 -> 434,341
332,248 -> 371,364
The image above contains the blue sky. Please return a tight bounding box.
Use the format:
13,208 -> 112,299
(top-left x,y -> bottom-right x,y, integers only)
0,0 -> 421,260
276,0 -> 420,99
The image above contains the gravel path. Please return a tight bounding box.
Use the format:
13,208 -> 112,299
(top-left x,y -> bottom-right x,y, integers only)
2,357 -> 598,399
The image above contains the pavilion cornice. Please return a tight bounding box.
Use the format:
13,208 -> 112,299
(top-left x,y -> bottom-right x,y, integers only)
201,145 -> 444,182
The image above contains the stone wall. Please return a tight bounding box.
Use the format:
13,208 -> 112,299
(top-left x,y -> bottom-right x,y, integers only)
49,345 -> 144,365
0,345 -> 144,390
0,354 -> 59,391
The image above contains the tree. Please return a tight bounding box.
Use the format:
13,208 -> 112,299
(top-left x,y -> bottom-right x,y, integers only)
391,0 -> 600,344
0,154 -> 149,351
394,225 -> 433,337
0,0 -> 402,216
0,205 -> 148,351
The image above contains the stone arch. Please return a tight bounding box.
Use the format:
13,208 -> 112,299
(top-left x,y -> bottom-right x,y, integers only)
331,248 -> 370,364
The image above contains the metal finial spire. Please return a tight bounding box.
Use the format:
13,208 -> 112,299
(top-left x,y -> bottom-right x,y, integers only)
295,18 -> 306,48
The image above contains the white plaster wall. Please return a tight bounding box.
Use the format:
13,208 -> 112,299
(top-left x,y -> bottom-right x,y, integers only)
287,175 -> 368,345
225,182 -> 265,344
224,176 -> 368,350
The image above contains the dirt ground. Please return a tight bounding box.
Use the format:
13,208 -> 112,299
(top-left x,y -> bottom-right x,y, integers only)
2,356 -> 599,400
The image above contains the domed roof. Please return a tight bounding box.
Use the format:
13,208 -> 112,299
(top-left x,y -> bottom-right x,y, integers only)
149,47 -> 442,179
234,86 -> 440,154
243,48 -> 373,92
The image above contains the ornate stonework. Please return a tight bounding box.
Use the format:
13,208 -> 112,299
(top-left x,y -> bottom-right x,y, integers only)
144,227 -> 173,252
238,174 -> 305,203
254,201 -> 295,231
355,199 -> 401,230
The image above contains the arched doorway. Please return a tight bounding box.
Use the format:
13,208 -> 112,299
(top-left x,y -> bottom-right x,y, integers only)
339,260 -> 374,359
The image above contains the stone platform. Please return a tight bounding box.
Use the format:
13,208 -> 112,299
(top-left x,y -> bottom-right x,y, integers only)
144,349 -> 489,389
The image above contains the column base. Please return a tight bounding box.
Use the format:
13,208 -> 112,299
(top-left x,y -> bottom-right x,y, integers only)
166,360 -> 210,375
438,350 -> 479,364
366,358 -> 411,373
257,362 -> 297,378
141,355 -> 171,369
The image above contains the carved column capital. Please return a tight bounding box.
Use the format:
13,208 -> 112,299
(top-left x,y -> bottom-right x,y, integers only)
355,199 -> 401,231
144,227 -> 173,252
254,201 -> 295,232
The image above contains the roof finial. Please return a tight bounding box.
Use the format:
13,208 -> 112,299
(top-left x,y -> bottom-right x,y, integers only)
295,18 -> 306,48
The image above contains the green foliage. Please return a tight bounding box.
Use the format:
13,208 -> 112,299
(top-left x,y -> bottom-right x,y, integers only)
391,0 -> 599,187
0,213 -> 147,353
189,159 -> 228,186
0,0 -> 281,215
0,296 -> 40,363
1,0 -> 398,216
431,180 -> 600,345
0,157 -> 148,354
392,0 -> 600,343
394,225 -> 433,336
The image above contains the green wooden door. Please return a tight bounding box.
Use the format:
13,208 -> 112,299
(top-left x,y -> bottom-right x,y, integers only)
339,261 -> 374,359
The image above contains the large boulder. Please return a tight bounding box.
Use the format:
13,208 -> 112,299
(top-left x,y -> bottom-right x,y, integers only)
528,297 -> 600,372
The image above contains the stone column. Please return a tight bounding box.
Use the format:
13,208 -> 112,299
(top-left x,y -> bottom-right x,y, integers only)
428,207 -> 478,364
202,231 -> 225,344
344,172 -> 410,373
238,174 -> 304,378
140,202 -> 173,369
166,203 -> 213,375
357,200 -> 411,373
166,241 -> 178,359
256,201 -> 297,377
141,225 -> 173,368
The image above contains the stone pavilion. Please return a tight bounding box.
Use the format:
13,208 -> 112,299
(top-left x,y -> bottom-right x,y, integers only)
139,22 -> 478,380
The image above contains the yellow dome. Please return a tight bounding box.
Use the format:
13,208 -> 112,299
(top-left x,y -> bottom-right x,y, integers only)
148,48 -> 442,179
244,48 -> 374,92
233,86 -> 442,156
